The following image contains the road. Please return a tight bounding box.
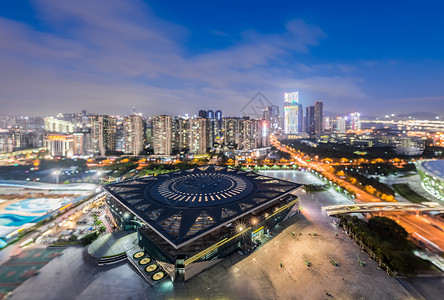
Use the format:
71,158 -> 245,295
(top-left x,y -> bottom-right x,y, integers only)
272,137 -> 444,253
0,193 -> 103,265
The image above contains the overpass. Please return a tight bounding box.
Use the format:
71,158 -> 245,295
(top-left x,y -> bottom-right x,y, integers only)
322,202 -> 444,216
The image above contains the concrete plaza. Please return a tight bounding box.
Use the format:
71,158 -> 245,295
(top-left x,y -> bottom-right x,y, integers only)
9,187 -> 410,300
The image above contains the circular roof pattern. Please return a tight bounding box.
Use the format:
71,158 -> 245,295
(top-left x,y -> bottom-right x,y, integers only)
150,173 -> 255,207
103,165 -> 301,246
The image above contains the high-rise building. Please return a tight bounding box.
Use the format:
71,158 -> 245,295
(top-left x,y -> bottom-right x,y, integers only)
90,115 -> 117,156
297,104 -> 304,133
145,118 -> 153,146
198,110 -> 207,118
172,117 -> 190,153
336,117 -> 347,133
215,110 -> 222,121
239,119 -> 260,150
263,105 -> 280,130
263,107 -> 270,120
189,118 -> 208,154
123,115 -> 146,155
207,110 -> 214,119
305,106 -> 315,135
44,117 -> 77,133
260,119 -> 271,147
314,101 -> 323,134
284,92 -> 299,134
323,116 -> 332,131
350,112 -> 361,131
45,132 -> 90,157
115,118 -> 125,152
223,118 -> 240,149
153,115 -> 172,155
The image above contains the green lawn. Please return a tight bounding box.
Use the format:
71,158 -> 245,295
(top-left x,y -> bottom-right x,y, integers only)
392,184 -> 430,203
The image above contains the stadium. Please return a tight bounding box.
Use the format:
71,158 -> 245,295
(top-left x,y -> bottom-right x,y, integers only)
416,159 -> 444,201
102,165 -> 301,281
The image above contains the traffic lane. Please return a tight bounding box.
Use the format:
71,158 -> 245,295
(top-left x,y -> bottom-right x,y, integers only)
384,212 -> 444,252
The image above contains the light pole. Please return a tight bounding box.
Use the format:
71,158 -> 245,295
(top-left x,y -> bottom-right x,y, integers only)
236,223 -> 247,254
96,170 -> 103,185
53,170 -> 61,184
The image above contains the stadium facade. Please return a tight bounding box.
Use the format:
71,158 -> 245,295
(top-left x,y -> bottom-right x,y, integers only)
416,159 -> 444,201
102,165 -> 300,281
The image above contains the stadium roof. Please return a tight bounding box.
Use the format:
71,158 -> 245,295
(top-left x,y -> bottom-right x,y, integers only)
420,159 -> 444,182
103,165 -> 300,248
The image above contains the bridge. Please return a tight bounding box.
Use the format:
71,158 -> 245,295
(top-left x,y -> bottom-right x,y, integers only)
322,202 -> 444,216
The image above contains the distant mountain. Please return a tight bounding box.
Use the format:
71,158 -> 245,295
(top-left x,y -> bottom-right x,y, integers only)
324,111 -> 376,119
396,112 -> 441,120
325,111 -> 442,121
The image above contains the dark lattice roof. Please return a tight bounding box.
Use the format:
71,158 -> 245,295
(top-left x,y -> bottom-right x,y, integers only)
103,165 -> 300,248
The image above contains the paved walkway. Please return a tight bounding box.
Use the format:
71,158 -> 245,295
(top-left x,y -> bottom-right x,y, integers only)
87,231 -> 137,259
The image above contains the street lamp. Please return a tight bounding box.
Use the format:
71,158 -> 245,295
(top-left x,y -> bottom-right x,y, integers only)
96,170 -> 103,185
236,222 -> 248,254
53,170 -> 61,184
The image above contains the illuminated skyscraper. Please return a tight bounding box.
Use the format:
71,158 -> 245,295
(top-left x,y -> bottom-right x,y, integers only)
153,115 -> 172,155
323,116 -> 332,131
263,105 -> 280,130
215,110 -> 222,121
336,117 -> 347,133
350,112 -> 361,131
123,115 -> 146,155
284,92 -> 299,134
90,115 -> 117,156
189,117 -> 208,154
239,119 -> 260,150
223,118 -> 240,149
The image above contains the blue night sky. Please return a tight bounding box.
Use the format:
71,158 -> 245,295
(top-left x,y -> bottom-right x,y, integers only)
0,0 -> 443,117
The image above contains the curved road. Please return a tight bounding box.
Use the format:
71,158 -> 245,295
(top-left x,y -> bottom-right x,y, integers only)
272,137 -> 444,252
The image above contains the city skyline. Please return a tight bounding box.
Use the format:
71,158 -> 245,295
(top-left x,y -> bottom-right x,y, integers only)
1,1 -> 444,116
1,2 -> 444,299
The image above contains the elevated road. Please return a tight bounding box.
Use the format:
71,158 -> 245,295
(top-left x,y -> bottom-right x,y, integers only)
272,137 -> 444,252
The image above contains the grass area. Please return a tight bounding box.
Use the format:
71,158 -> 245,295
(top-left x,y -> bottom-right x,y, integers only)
392,183 -> 430,203
303,184 -> 328,193
49,240 -> 81,247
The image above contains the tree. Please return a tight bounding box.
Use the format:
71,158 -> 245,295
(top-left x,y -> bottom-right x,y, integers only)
98,225 -> 106,234
368,217 -> 408,242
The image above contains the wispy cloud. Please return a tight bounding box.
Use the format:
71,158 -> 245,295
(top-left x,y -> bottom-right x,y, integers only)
0,0 -> 366,116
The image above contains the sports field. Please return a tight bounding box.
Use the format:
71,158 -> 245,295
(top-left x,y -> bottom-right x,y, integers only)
0,248 -> 63,299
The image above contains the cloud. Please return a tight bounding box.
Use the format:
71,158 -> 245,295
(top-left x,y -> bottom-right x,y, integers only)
0,0 -> 366,116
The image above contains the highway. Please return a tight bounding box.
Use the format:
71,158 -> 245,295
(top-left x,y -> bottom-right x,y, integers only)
271,137 -> 444,252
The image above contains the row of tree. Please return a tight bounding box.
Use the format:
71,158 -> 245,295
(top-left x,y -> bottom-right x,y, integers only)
331,166 -> 395,200
338,215 -> 430,275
